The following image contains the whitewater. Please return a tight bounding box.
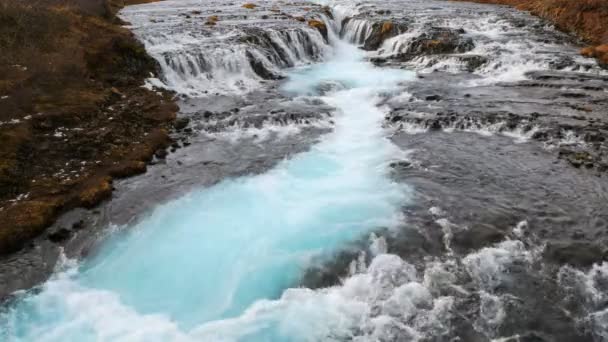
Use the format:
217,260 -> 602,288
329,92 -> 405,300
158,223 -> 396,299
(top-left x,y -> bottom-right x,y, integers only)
0,16 -> 419,341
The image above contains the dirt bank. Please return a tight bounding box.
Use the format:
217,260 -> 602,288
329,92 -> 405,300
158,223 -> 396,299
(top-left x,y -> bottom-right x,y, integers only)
0,0 -> 176,254
451,0 -> 608,67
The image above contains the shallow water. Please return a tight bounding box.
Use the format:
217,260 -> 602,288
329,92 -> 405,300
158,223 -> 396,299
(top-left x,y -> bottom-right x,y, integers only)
0,24 -> 415,341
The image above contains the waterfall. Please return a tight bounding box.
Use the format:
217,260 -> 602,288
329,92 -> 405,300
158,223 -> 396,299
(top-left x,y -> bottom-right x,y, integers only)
121,0 -> 332,96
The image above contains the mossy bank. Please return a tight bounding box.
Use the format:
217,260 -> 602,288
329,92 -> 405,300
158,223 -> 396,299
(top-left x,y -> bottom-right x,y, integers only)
0,0 -> 177,254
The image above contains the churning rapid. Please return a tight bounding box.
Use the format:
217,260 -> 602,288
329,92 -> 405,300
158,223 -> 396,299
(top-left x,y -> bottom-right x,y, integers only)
3,0 -> 608,341
0,4 -> 417,341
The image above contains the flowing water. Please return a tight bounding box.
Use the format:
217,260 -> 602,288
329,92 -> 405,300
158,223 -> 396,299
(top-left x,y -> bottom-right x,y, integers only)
0,9 -> 419,341
3,0 -> 608,341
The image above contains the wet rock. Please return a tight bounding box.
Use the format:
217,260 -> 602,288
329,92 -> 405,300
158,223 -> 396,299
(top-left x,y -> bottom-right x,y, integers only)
544,241 -> 606,267
246,51 -> 283,80
174,117 -> 190,131
72,220 -> 85,230
47,228 -> 72,243
362,21 -> 409,51
155,149 -> 168,159
565,151 -> 592,168
389,160 -> 412,170
308,19 -> 328,41
321,6 -> 334,19
405,27 -> 474,55
549,56 -> 575,70
457,55 -> 488,72
452,223 -> 506,254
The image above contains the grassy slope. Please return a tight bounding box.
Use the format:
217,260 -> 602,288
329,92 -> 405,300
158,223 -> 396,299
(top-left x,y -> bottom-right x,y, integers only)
451,0 -> 608,66
0,0 -> 176,253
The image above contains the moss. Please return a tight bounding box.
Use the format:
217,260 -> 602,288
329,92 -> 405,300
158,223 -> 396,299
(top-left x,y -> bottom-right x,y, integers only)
206,15 -> 219,25
308,19 -> 325,29
242,3 -> 257,10
308,19 -> 328,41
108,161 -> 147,178
0,200 -> 59,254
380,22 -> 394,35
78,176 -> 112,207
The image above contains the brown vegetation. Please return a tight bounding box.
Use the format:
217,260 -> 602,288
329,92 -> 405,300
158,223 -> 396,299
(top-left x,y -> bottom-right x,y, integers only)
451,0 -> 608,66
0,0 -> 176,254
242,3 -> 257,10
308,19 -> 328,40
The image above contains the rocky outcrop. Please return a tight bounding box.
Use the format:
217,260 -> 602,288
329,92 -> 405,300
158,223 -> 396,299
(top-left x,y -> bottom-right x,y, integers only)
406,27 -> 474,55
308,19 -> 328,41
361,21 -> 409,51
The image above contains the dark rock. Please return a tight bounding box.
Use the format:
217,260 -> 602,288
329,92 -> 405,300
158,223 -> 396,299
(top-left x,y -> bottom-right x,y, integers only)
72,220 -> 85,230
428,119 -> 443,131
389,160 -> 412,169
425,94 -> 442,101
566,152 -> 592,168
174,118 -> 190,130
246,51 -> 283,80
452,223 -> 506,253
457,55 -> 488,72
544,242 -> 606,267
48,228 -> 72,243
155,149 -> 168,159
405,27 -> 474,55
549,56 -> 575,70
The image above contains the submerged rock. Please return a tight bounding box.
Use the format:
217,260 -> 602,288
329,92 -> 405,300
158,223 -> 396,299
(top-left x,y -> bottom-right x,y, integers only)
452,223 -> 506,254
544,241 -> 606,267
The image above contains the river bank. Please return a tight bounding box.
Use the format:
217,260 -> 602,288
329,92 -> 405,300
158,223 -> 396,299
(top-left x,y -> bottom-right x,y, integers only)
0,0 -> 177,254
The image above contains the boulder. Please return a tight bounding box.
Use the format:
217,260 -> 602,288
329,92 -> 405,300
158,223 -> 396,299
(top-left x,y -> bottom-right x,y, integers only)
362,21 -> 409,51
405,27 -> 474,55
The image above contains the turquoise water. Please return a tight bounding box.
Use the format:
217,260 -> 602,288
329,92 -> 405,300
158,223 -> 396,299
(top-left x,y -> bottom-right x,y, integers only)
1,38 -> 413,341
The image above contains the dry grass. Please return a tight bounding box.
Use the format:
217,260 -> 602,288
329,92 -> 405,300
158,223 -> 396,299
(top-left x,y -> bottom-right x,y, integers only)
0,0 -> 174,254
